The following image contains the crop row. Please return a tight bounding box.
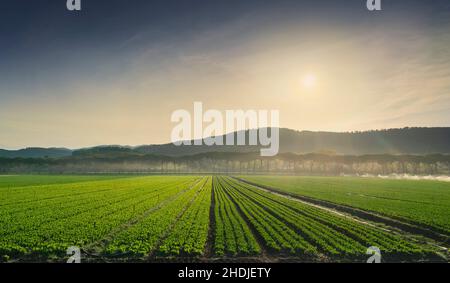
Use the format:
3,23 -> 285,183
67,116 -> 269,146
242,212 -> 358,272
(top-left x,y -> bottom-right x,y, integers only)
0,177 -> 195,236
217,177 -> 317,254
213,177 -> 260,256
158,177 -> 212,256
217,177 -> 429,257
0,176 -> 200,256
104,177 -> 211,256
241,176 -> 450,235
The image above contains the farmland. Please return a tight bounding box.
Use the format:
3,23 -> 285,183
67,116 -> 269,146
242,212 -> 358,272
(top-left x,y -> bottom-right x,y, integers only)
240,176 -> 450,236
0,175 -> 447,262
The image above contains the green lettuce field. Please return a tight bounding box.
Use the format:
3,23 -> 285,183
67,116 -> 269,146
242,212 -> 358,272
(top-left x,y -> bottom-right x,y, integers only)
0,175 -> 448,262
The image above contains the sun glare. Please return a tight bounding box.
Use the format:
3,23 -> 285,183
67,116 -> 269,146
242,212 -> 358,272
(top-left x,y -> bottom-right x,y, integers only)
302,74 -> 317,89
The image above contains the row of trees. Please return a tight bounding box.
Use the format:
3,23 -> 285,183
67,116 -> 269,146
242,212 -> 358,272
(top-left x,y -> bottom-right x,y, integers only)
0,152 -> 449,175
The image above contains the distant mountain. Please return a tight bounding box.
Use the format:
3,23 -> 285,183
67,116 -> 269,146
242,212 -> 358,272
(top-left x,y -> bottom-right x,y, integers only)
0,147 -> 72,158
273,127 -> 450,155
77,127 -> 450,157
1,127 -> 449,158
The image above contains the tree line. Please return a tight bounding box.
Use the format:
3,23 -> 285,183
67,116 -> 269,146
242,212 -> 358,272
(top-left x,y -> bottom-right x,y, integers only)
0,152 -> 449,175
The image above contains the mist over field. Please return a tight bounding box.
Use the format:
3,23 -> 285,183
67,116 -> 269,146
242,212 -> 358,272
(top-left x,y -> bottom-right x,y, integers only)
359,174 -> 450,182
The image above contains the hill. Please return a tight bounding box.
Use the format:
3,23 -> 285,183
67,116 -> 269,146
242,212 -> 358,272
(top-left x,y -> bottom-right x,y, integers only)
0,147 -> 72,158
1,127 -> 449,158
78,127 -> 450,157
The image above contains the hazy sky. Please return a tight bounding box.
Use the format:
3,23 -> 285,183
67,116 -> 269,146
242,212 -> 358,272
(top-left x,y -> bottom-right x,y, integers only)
1,0 -> 449,149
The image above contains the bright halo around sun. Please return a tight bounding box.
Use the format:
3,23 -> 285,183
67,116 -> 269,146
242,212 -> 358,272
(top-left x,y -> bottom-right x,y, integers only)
301,74 -> 317,89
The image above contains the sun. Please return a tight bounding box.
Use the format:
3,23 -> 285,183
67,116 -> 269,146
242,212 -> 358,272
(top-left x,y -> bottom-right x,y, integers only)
301,74 -> 317,89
